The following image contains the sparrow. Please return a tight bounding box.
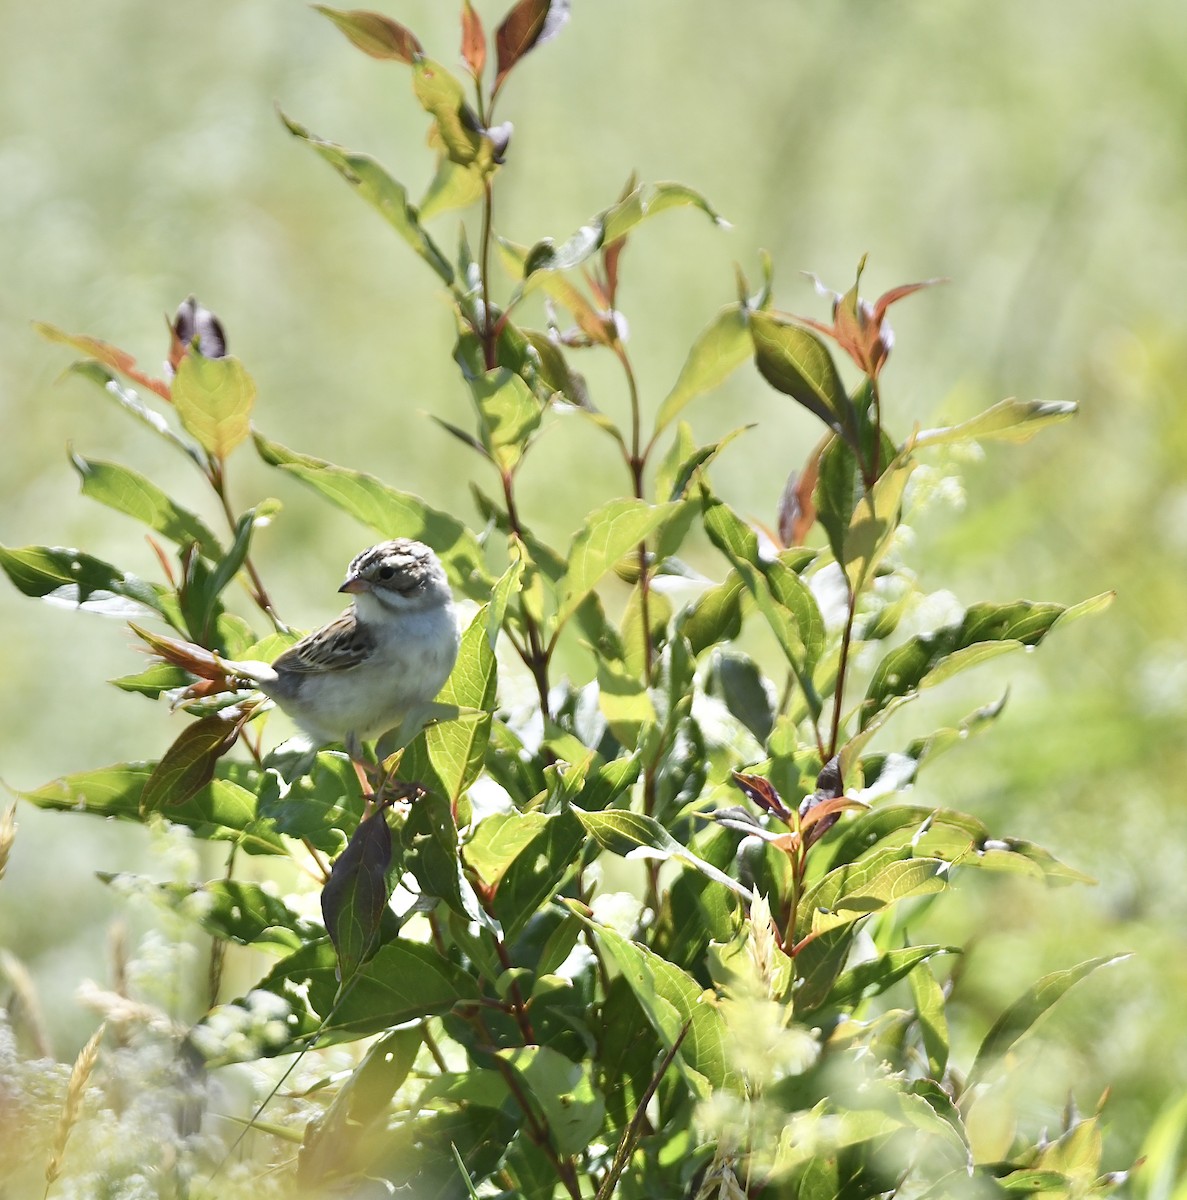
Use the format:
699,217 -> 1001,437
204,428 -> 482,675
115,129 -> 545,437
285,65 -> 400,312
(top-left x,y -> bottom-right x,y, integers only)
144,540 -> 459,749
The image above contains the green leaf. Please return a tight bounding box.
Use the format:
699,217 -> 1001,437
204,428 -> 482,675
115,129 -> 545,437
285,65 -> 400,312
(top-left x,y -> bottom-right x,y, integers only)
654,423 -> 752,506
750,312 -> 853,439
596,653 -> 657,748
841,454 -> 914,590
699,491 -> 825,706
705,649 -> 774,743
398,609 -> 497,807
212,939 -> 481,1057
281,112 -> 454,285
796,850 -> 947,943
138,878 -> 320,951
679,572 -> 745,656
913,398 -> 1078,449
413,59 -> 486,168
463,810 -> 553,892
556,499 -> 681,627
494,0 -> 570,94
110,662 -> 192,698
468,368 -> 543,471
654,303 -> 751,435
566,903 -> 732,1097
491,809 -> 585,938
253,431 -> 491,601
322,808 -> 393,982
966,954 -> 1129,1090
521,181 -> 724,289
860,594 -> 1113,729
299,1027 -> 422,1187
910,960 -> 951,1078
65,362 -> 203,463
21,764 -> 285,855
70,453 -> 222,558
497,1045 -> 604,1156
573,807 -> 752,902
0,544 -> 174,623
826,944 -> 956,1012
171,352 -> 255,460
419,157 -> 484,221
314,6 -> 424,62
486,548 -> 525,651
141,715 -> 242,815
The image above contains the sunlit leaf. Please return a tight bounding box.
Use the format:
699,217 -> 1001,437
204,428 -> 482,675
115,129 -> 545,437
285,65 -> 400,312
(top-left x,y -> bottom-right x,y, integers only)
497,1045 -> 604,1156
913,398 -> 1078,449
910,960 -> 951,1078
70,453 -> 222,559
556,498 -> 681,628
281,112 -> 454,285
21,764 -> 285,855
419,157 -> 484,221
315,6 -> 423,62
566,902 -> 732,1098
171,352 -> 254,460
654,303 -> 751,435
0,544 -> 175,624
825,944 -> 956,1011
841,454 -> 914,590
253,431 -> 491,602
750,312 -> 854,440
860,594 -> 1113,729
461,0 -> 486,77
413,59 -> 490,170
967,955 -> 1129,1090
573,807 -> 752,901
468,368 -> 543,471
796,847 -> 946,943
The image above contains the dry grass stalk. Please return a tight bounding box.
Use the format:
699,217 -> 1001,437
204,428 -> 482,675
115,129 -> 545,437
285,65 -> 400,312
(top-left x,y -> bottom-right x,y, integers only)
43,1022 -> 106,1197
0,948 -> 52,1058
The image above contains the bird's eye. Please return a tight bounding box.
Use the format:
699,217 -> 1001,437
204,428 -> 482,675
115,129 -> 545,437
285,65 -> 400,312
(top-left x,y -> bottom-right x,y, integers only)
378,565 -> 396,580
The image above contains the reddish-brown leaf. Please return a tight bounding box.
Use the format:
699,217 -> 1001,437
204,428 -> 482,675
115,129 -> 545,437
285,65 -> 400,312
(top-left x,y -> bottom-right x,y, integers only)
315,6 -> 423,63
731,770 -> 792,822
141,714 -> 243,814
35,323 -> 172,400
776,438 -> 826,548
461,0 -> 487,78
493,0 -> 570,94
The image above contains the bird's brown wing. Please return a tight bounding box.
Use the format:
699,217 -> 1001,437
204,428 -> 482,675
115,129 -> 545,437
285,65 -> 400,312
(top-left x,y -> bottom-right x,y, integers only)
270,607 -> 376,674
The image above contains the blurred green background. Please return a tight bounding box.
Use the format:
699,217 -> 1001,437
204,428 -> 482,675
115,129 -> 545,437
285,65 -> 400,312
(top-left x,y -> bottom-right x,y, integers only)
2,0 -> 1185,1176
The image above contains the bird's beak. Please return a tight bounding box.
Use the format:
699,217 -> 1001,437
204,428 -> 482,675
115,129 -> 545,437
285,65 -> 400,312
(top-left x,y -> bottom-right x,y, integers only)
338,576 -> 370,594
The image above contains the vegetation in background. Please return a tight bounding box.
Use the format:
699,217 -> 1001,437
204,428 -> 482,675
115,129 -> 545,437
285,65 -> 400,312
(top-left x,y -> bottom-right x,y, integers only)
4,1 -> 1184,1196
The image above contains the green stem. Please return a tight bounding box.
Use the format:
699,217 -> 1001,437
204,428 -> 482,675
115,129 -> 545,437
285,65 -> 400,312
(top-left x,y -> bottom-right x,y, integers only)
827,581 -> 858,764
207,457 -> 286,632
480,176 -> 496,370
501,470 -> 552,720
